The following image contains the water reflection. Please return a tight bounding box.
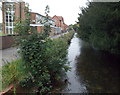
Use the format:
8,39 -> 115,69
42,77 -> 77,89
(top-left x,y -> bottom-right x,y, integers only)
76,40 -> 120,93
62,33 -> 87,93
53,33 -> 120,93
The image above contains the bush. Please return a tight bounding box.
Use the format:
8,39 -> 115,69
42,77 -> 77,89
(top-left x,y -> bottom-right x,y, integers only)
14,11 -> 74,93
18,31 -> 74,94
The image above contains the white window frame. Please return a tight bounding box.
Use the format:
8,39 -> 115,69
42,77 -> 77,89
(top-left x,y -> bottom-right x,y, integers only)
5,3 -> 14,34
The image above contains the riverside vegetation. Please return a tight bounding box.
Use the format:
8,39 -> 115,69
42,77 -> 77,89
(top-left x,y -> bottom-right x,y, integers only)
1,23 -> 74,94
77,2 -> 120,55
18,31 -> 73,94
1,4 -> 74,94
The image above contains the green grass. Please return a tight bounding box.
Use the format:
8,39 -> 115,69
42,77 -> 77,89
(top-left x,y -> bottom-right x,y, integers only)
0,32 -> 8,36
0,59 -> 26,91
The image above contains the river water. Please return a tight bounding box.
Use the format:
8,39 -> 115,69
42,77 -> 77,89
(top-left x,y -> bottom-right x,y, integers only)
54,33 -> 120,93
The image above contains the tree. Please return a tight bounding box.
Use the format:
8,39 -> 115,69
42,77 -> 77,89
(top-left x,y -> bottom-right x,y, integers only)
43,5 -> 51,37
72,24 -> 79,32
77,2 -> 120,54
45,5 -> 50,17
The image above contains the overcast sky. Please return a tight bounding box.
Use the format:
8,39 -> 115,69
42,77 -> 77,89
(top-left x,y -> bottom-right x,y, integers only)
0,0 -> 88,25
24,0 -> 88,25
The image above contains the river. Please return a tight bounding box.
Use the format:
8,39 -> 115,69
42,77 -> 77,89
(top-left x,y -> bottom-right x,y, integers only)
54,33 -> 120,93
4,33 -> 120,94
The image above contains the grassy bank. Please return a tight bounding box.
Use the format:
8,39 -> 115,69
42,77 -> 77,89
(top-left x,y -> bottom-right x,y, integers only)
0,33 -> 8,36
0,59 -> 26,91
0,31 -> 74,93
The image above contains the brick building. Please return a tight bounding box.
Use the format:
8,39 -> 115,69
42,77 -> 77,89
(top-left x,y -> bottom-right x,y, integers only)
52,15 -> 68,32
2,1 -> 68,35
30,12 -> 55,34
2,1 -> 26,34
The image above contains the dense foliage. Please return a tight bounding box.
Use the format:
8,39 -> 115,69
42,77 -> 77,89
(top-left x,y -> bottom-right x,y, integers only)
18,32 -> 73,94
14,14 -> 73,93
1,31 -> 73,93
77,2 -> 120,54
13,4 -> 74,94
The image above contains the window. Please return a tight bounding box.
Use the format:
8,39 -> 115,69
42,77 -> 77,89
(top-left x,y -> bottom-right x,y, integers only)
6,22 -> 8,26
10,28 -> 13,34
9,16 -> 12,22
10,22 -> 12,26
5,3 -> 14,34
6,17 -> 8,22
6,13 -> 8,22
6,27 -> 8,34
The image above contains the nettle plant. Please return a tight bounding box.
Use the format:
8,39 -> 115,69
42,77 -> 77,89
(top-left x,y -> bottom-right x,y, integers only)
14,5 -> 70,94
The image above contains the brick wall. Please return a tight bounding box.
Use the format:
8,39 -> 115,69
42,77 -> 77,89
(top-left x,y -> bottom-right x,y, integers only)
0,36 -> 15,49
15,2 -> 25,21
30,13 -> 36,24
2,2 -> 26,34
37,26 -> 44,33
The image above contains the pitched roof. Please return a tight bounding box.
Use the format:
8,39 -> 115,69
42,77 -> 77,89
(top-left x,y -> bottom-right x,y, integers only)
57,16 -> 63,21
52,15 -> 64,21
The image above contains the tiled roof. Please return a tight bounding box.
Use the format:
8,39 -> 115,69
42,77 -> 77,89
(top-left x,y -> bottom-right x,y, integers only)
52,15 -> 64,21
57,16 -> 63,21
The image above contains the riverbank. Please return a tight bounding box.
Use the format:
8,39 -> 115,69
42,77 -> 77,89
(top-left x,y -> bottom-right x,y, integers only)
52,33 -> 120,93
0,31 -> 74,94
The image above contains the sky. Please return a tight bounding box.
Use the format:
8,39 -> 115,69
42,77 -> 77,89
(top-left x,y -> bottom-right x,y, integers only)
0,0 -> 88,25
24,0 -> 88,25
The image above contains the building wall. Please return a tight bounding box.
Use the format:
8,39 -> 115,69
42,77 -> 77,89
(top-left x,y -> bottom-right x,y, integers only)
30,12 -> 36,24
30,12 -> 56,34
14,2 -> 25,21
37,26 -> 42,33
20,2 -> 25,21
15,2 -> 20,21
2,2 -> 26,34
52,16 -> 61,27
52,15 -> 68,31
0,35 -> 15,49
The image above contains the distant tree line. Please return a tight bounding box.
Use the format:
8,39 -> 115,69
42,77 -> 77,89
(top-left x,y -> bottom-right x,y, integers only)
77,2 -> 120,55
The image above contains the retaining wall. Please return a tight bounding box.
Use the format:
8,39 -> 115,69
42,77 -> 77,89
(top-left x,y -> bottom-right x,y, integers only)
0,36 -> 15,49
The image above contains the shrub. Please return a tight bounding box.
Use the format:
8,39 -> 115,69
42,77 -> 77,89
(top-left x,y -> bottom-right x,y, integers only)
18,31 -> 74,94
